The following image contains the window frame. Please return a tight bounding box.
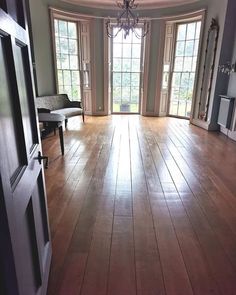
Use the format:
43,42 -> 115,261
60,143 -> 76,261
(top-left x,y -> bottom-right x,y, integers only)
158,9 -> 206,118
50,9 -> 92,103
168,20 -> 202,118
158,11 -> 205,118
53,17 -> 82,101
109,24 -> 145,114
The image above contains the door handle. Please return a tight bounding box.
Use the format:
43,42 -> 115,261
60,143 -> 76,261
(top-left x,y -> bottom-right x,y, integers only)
35,151 -> 49,169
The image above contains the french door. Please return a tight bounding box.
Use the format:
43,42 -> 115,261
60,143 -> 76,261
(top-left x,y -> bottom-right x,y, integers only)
0,1 -> 51,294
111,27 -> 144,114
169,21 -> 201,118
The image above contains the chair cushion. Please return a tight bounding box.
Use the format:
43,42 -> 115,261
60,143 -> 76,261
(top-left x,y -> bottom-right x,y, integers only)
51,108 -> 83,118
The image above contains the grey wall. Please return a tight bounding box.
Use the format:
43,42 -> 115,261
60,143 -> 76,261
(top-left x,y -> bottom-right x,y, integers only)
227,28 -> 236,97
146,20 -> 161,113
29,0 -> 230,117
29,0 -> 56,96
225,11 -> 236,140
29,0 -> 98,96
207,0 -> 236,130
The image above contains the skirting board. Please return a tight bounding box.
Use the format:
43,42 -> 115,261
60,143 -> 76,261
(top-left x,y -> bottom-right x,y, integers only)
191,118 -> 210,130
220,126 -> 236,142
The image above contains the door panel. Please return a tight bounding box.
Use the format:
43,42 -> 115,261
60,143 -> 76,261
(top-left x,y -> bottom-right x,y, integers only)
32,173 -> 50,267
0,268 -> 6,295
14,41 -> 35,151
6,0 -> 25,27
0,0 -> 7,11
26,198 -> 42,290
0,1 -> 52,295
0,36 -> 22,178
15,196 -> 42,294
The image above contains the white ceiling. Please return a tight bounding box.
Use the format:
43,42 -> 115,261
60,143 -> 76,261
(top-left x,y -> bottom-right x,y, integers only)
61,0 -> 199,10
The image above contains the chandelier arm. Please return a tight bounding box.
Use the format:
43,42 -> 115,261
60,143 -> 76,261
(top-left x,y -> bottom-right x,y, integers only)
128,9 -> 137,20
106,0 -> 149,39
117,1 -> 124,9
132,27 -> 141,39
129,0 -> 137,8
106,21 -> 123,38
131,23 -> 149,39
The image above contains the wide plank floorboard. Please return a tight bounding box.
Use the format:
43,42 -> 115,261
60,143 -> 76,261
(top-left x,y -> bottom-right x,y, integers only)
45,116 -> 236,295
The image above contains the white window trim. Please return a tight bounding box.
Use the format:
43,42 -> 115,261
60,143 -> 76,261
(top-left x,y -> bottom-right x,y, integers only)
49,7 -> 93,114
103,19 -> 151,116
156,10 -> 206,118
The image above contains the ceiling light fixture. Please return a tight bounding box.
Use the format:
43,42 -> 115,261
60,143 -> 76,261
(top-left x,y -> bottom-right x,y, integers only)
106,0 -> 149,39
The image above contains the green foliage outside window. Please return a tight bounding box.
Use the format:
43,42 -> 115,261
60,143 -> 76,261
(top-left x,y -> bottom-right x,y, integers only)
54,19 -> 81,101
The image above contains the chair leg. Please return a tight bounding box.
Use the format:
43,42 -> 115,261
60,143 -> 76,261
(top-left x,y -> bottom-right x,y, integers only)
58,126 -> 64,155
82,112 -> 85,123
65,119 -> 68,128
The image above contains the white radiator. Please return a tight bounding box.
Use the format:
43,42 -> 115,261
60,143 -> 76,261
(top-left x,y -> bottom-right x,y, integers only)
218,95 -> 235,129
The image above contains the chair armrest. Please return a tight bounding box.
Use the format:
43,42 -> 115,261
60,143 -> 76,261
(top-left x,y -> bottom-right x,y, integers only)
37,108 -> 51,113
66,100 -> 83,109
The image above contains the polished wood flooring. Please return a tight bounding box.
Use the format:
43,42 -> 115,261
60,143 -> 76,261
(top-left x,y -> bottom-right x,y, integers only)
44,115 -> 236,295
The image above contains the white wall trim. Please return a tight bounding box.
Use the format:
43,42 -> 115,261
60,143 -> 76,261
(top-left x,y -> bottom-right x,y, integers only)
157,22 -> 175,117
141,21 -> 152,116
228,130 -> 236,141
154,20 -> 165,116
49,7 -> 95,20
191,118 -> 210,130
60,1 -> 204,12
90,19 -> 97,115
49,9 -> 58,95
190,10 -> 206,122
103,20 -> 110,115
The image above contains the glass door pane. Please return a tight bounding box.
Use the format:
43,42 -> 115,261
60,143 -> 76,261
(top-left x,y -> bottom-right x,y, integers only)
169,21 -> 201,118
111,27 -> 142,113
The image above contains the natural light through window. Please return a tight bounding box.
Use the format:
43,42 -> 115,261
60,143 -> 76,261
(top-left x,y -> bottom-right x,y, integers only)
54,19 -> 81,101
111,27 -> 142,113
169,21 -> 201,118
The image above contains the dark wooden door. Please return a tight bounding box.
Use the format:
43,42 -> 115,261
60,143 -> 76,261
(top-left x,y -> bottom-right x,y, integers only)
0,1 -> 52,295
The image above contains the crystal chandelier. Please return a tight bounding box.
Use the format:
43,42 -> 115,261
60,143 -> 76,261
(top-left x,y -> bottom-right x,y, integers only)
106,0 -> 149,39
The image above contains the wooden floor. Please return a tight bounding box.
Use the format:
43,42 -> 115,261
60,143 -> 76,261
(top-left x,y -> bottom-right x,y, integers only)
44,115 -> 236,295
